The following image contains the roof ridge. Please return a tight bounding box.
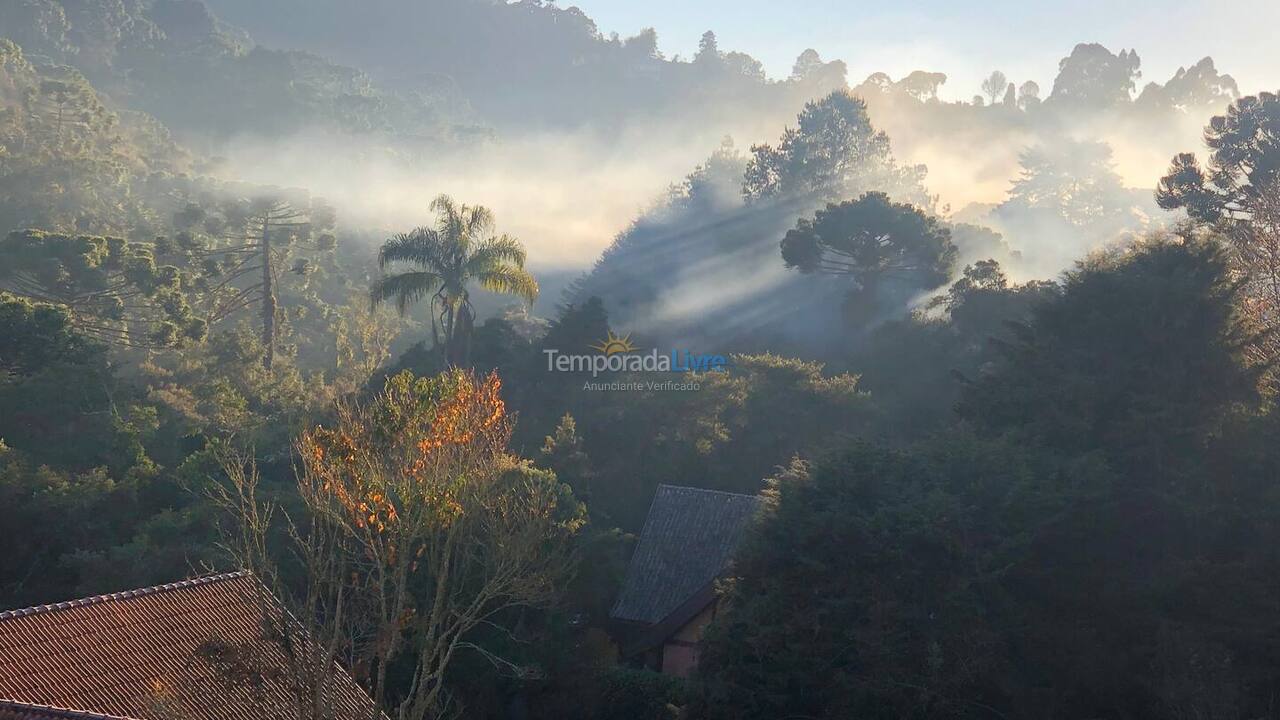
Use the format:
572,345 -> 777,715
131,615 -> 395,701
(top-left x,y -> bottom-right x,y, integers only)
0,699 -> 141,719
0,571 -> 249,622
655,484 -> 759,500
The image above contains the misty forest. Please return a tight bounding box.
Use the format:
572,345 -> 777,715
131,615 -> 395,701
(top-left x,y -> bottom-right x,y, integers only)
2,1 -> 1280,719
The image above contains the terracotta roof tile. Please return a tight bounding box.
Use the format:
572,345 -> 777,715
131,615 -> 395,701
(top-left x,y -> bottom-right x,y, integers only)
0,573 -> 377,720
0,700 -> 139,720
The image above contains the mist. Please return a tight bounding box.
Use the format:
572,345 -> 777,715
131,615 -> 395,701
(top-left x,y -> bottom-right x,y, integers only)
210,73 -> 1224,302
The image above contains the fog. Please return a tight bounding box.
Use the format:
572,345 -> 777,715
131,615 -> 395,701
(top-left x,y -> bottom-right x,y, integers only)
215,119 -> 786,272
162,0 -> 1256,347
213,84 -> 1219,284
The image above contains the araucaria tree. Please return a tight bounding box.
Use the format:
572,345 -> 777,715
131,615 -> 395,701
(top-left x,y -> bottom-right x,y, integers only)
0,229 -> 205,348
1156,91 -> 1280,233
1158,91 -> 1280,371
781,191 -> 957,321
371,195 -> 538,367
215,369 -> 584,720
204,197 -> 320,370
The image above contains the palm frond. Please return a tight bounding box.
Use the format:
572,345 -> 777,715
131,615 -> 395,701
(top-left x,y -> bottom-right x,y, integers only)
430,194 -> 467,249
466,235 -> 527,274
476,266 -> 539,304
429,194 -> 457,217
370,270 -> 443,316
378,228 -> 442,270
464,205 -> 495,240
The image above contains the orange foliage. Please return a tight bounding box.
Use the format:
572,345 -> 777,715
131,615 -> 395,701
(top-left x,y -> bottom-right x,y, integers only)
299,370 -> 512,544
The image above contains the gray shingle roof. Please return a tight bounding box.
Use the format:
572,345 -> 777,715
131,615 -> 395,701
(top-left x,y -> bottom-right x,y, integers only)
611,485 -> 762,625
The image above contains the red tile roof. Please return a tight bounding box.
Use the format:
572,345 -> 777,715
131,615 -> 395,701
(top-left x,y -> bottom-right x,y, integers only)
0,572 -> 377,720
0,700 -> 138,720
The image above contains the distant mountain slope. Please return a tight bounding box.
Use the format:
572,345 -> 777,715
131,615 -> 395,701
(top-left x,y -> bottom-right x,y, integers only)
198,0 -> 848,133
0,0 -> 480,146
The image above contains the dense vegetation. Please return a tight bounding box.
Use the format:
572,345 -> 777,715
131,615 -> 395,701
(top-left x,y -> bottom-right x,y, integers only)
2,1 -> 1279,719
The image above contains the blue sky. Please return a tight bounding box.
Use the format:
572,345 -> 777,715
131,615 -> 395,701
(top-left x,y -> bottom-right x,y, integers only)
570,0 -> 1280,99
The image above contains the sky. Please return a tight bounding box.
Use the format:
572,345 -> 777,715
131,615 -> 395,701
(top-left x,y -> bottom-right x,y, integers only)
570,0 -> 1280,100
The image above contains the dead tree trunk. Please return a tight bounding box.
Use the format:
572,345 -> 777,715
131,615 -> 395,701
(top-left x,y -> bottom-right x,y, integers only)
261,218 -> 276,370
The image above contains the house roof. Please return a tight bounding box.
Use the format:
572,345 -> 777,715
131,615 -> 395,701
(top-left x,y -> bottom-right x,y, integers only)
0,700 -> 138,720
610,485 -> 761,626
0,572 -> 377,720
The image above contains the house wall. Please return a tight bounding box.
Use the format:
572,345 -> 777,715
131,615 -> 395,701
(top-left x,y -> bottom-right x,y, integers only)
660,603 -> 716,678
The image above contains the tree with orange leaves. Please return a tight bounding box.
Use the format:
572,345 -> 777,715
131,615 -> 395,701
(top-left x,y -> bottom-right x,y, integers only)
215,369 -> 584,720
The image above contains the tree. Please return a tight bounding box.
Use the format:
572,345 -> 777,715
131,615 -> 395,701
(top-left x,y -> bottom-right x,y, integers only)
1156,91 -> 1280,232
540,413 -> 595,508
1048,43 -> 1141,108
622,28 -> 659,59
371,195 -> 538,368
0,230 -> 205,348
862,72 -> 894,93
0,292 -> 99,379
981,70 -> 1008,105
855,262 -> 1058,436
1002,82 -> 1016,106
1157,91 -> 1280,370
998,139 -> 1136,243
722,51 -> 765,81
959,232 -> 1262,479
1137,57 -> 1237,112
693,30 -> 720,65
787,48 -> 846,88
789,49 -> 824,81
742,91 -> 925,203
946,234 -> 1280,717
780,192 -> 957,317
202,196 -> 333,370
690,444 -> 1010,720
35,72 -> 110,146
214,370 -> 584,720
1017,80 -> 1041,110
894,70 -> 947,102
243,199 -> 304,370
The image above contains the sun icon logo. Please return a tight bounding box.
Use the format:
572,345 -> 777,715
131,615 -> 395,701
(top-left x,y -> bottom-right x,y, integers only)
590,330 -> 637,356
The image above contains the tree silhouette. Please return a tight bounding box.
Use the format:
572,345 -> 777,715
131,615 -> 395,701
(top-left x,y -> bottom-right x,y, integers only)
1158,91 -> 1280,372
781,192 -> 956,320
1157,91 -> 1280,232
743,91 -> 924,203
371,195 -> 538,367
981,70 -> 1008,105
895,71 -> 947,102
694,30 -> 720,65
1048,44 -> 1141,108
202,197 -> 323,369
1018,80 -> 1041,109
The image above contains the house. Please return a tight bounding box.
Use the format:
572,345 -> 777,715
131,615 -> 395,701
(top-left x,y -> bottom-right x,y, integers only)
0,572 -> 377,720
609,485 -> 761,677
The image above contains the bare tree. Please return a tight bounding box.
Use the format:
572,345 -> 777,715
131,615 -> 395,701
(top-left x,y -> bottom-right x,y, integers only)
981,70 -> 1008,105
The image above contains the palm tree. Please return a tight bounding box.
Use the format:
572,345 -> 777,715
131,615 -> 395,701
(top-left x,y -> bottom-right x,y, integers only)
371,195 -> 539,367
